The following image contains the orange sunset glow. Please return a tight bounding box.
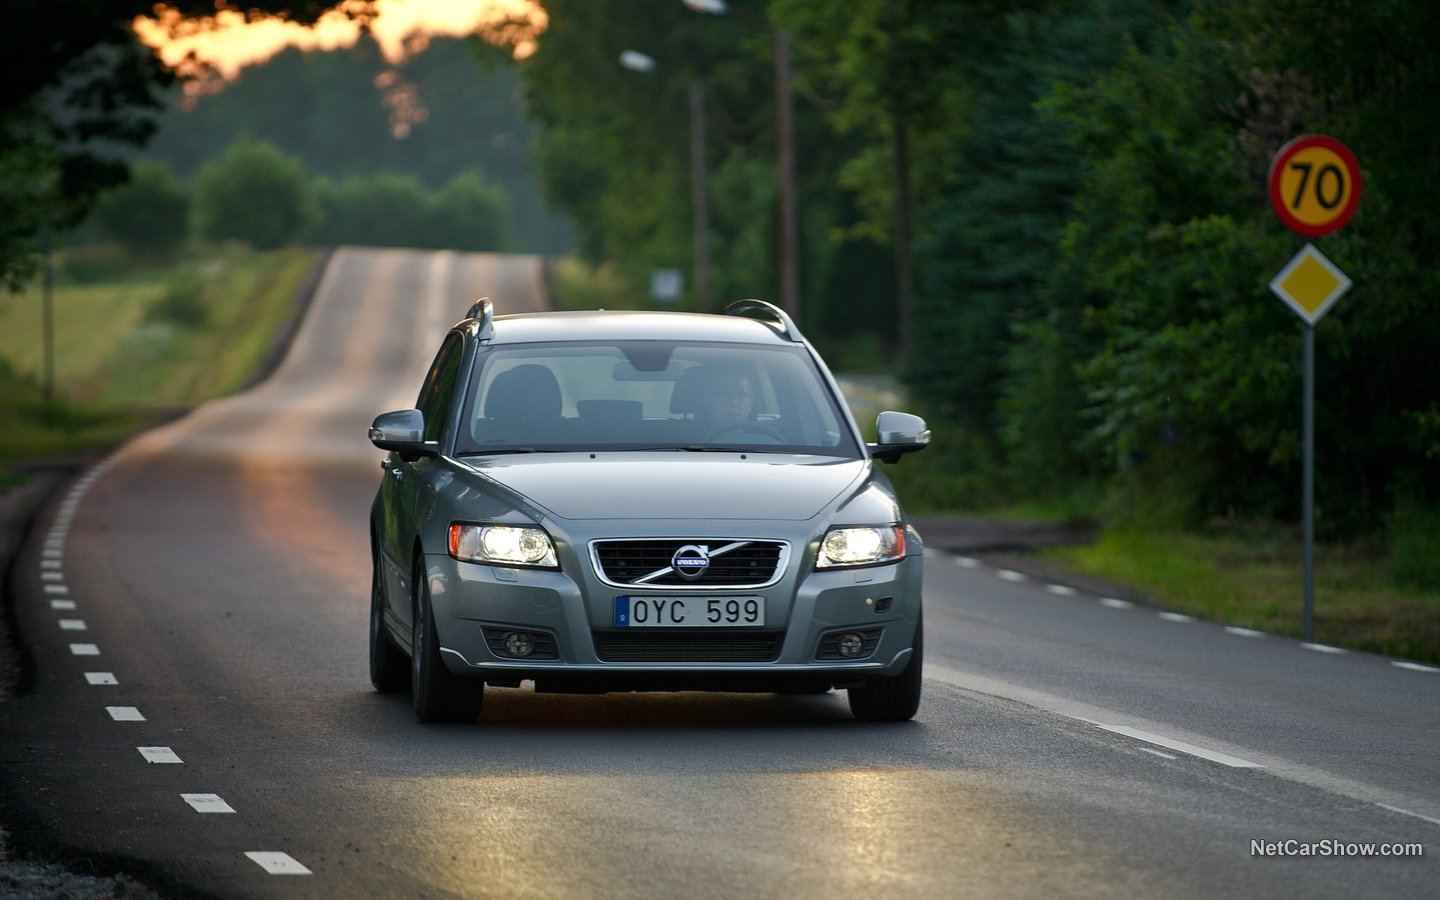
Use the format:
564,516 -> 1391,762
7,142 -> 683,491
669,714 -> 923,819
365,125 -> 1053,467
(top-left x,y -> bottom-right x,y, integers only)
134,0 -> 549,93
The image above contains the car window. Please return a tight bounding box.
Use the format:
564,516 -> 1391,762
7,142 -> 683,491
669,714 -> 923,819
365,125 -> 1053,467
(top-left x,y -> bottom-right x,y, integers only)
416,333 -> 463,443
456,341 -> 857,456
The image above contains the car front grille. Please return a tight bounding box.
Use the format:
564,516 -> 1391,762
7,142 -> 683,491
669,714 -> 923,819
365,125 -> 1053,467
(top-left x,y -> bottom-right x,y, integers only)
591,539 -> 787,587
592,631 -> 782,662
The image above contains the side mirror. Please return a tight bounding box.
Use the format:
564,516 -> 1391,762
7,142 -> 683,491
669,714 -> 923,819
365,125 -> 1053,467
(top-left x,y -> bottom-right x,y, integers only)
369,409 -> 438,460
868,411 -> 931,464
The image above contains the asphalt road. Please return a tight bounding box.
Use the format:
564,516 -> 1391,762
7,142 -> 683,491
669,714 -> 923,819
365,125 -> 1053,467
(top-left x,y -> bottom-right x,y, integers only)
2,247 -> 1436,899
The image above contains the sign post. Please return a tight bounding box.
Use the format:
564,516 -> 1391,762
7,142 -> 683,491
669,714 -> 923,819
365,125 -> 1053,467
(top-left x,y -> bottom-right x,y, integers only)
1266,135 -> 1361,642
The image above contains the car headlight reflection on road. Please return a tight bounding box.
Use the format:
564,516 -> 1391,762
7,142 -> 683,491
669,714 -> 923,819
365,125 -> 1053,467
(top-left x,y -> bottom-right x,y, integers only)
816,525 -> 905,568
448,523 -> 558,568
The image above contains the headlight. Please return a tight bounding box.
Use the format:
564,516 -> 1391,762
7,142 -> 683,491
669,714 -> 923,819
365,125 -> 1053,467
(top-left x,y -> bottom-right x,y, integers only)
448,523 -> 558,568
816,525 -> 906,568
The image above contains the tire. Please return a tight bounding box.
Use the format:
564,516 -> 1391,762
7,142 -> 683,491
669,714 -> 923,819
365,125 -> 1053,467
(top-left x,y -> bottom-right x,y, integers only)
848,610 -> 923,722
369,551 -> 410,693
410,558 -> 484,723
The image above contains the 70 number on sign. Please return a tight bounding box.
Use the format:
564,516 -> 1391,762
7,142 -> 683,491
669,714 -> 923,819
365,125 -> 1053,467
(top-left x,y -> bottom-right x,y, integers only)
1268,135 -> 1362,238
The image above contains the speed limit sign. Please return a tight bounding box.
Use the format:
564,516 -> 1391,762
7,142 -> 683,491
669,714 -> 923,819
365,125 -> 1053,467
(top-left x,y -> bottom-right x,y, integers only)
1268,135 -> 1361,237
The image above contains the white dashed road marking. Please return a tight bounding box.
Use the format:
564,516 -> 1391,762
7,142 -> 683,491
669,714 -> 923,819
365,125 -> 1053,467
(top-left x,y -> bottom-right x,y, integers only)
1099,598 -> 1134,609
996,569 -> 1026,582
1302,643 -> 1348,655
1391,661 -> 1438,673
139,747 -> 183,764
85,672 -> 118,685
50,599 -> 77,610
69,643 -> 100,656
58,619 -> 87,631
1045,584 -> 1077,596
1225,627 -> 1265,638
44,584 -> 69,594
182,793 -> 235,813
954,556 -> 980,568
107,706 -> 145,722
245,852 -> 312,875
1158,612 -> 1196,623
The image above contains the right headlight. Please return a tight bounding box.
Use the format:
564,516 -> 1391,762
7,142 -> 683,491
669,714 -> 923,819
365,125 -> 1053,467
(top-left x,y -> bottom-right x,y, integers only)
815,525 -> 906,568
448,523 -> 559,569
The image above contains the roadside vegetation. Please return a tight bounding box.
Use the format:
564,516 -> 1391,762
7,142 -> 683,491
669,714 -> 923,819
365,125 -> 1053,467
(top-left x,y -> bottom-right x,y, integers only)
0,1 -> 1433,663
0,245 -> 316,462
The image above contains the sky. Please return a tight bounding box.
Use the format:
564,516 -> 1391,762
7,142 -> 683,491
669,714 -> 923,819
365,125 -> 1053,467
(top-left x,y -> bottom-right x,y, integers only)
133,0 -> 549,96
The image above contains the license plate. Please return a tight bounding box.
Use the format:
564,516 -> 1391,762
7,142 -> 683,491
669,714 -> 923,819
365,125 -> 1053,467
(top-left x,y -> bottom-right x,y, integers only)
614,595 -> 765,628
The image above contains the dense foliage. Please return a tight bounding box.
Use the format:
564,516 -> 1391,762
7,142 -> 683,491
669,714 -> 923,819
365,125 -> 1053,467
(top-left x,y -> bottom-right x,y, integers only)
514,0 -> 1440,540
143,36 -> 571,253
3,0 -> 1436,545
0,0 -> 335,289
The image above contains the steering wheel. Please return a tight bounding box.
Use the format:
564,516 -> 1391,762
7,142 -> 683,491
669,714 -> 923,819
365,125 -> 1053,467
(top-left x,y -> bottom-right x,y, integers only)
702,422 -> 787,443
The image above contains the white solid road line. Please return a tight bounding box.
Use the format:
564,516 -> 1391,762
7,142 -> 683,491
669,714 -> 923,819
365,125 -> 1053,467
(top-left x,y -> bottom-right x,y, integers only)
1088,723 -> 1265,768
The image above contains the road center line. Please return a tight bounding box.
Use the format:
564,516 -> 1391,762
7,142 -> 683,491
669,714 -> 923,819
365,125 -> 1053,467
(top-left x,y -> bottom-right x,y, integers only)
139,747 -> 183,764
245,851 -> 312,875
181,793 -> 234,813
106,706 -> 145,722
69,643 -> 100,656
84,672 -> 117,685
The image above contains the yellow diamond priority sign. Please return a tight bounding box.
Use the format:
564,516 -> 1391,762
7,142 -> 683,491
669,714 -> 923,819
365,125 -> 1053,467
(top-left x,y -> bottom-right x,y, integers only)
1269,243 -> 1351,326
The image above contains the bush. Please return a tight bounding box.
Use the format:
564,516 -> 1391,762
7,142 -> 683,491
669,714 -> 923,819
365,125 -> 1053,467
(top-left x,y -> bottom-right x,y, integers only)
193,138 -> 318,250
90,160 -> 188,258
58,244 -> 129,284
430,170 -> 508,251
1390,488 -> 1440,592
145,274 -> 208,329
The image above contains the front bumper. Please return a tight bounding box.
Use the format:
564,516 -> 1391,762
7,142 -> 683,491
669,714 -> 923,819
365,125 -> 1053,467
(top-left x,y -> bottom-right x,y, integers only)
425,547 -> 923,692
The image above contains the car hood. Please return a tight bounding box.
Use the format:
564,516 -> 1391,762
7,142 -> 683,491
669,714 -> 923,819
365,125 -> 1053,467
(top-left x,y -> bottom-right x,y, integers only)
459,453 -> 870,521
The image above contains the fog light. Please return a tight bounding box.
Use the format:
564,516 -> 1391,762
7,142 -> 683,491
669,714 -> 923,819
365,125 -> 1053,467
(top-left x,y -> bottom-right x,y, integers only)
837,633 -> 865,658
504,632 -> 535,658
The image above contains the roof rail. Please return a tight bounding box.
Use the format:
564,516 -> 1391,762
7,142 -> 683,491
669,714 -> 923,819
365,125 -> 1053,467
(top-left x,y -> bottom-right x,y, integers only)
723,299 -> 802,343
466,297 -> 494,340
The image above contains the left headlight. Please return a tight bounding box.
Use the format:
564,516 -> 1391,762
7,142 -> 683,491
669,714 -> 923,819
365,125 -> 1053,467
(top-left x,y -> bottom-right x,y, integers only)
448,523 -> 559,569
815,525 -> 906,568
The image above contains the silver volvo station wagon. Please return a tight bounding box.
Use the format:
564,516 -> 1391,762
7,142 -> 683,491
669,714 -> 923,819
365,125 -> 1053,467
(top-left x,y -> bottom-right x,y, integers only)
368,299 -> 930,723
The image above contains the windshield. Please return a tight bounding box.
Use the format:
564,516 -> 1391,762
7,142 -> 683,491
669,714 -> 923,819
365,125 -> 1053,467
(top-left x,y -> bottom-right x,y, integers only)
455,340 -> 859,457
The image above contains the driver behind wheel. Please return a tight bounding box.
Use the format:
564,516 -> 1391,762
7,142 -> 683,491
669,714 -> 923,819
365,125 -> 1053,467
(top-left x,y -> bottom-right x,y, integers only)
703,369 -> 755,431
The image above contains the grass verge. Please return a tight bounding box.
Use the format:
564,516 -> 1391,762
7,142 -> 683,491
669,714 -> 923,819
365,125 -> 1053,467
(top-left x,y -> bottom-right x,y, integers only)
1045,525 -> 1440,663
0,245 -> 318,462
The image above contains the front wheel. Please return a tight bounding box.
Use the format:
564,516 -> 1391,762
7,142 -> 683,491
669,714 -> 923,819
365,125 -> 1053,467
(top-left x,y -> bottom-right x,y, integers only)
410,559 -> 484,723
848,610 -> 923,722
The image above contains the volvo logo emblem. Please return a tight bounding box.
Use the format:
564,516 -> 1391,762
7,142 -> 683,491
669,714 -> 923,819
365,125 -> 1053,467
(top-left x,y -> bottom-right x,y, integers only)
672,544 -> 710,581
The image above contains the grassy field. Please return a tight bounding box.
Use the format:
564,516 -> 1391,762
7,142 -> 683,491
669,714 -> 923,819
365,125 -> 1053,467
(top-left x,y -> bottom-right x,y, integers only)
0,245 -> 317,461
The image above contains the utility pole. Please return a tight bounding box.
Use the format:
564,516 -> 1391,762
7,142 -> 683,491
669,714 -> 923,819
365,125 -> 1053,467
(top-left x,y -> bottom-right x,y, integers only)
774,27 -> 799,321
689,79 -> 712,312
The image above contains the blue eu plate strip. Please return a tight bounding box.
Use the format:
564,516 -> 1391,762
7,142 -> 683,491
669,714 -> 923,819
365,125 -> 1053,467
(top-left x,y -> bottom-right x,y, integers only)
614,596 -> 631,628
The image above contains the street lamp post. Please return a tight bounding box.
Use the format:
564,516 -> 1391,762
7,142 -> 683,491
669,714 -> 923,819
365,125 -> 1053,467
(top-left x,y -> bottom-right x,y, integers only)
619,50 -> 712,313
686,0 -> 800,322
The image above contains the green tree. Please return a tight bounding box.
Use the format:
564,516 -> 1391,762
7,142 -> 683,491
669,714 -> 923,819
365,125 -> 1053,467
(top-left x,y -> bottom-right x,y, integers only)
90,159 -> 189,258
0,1 -> 339,289
193,138 -> 318,250
311,172 -> 433,248
429,170 -> 509,251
